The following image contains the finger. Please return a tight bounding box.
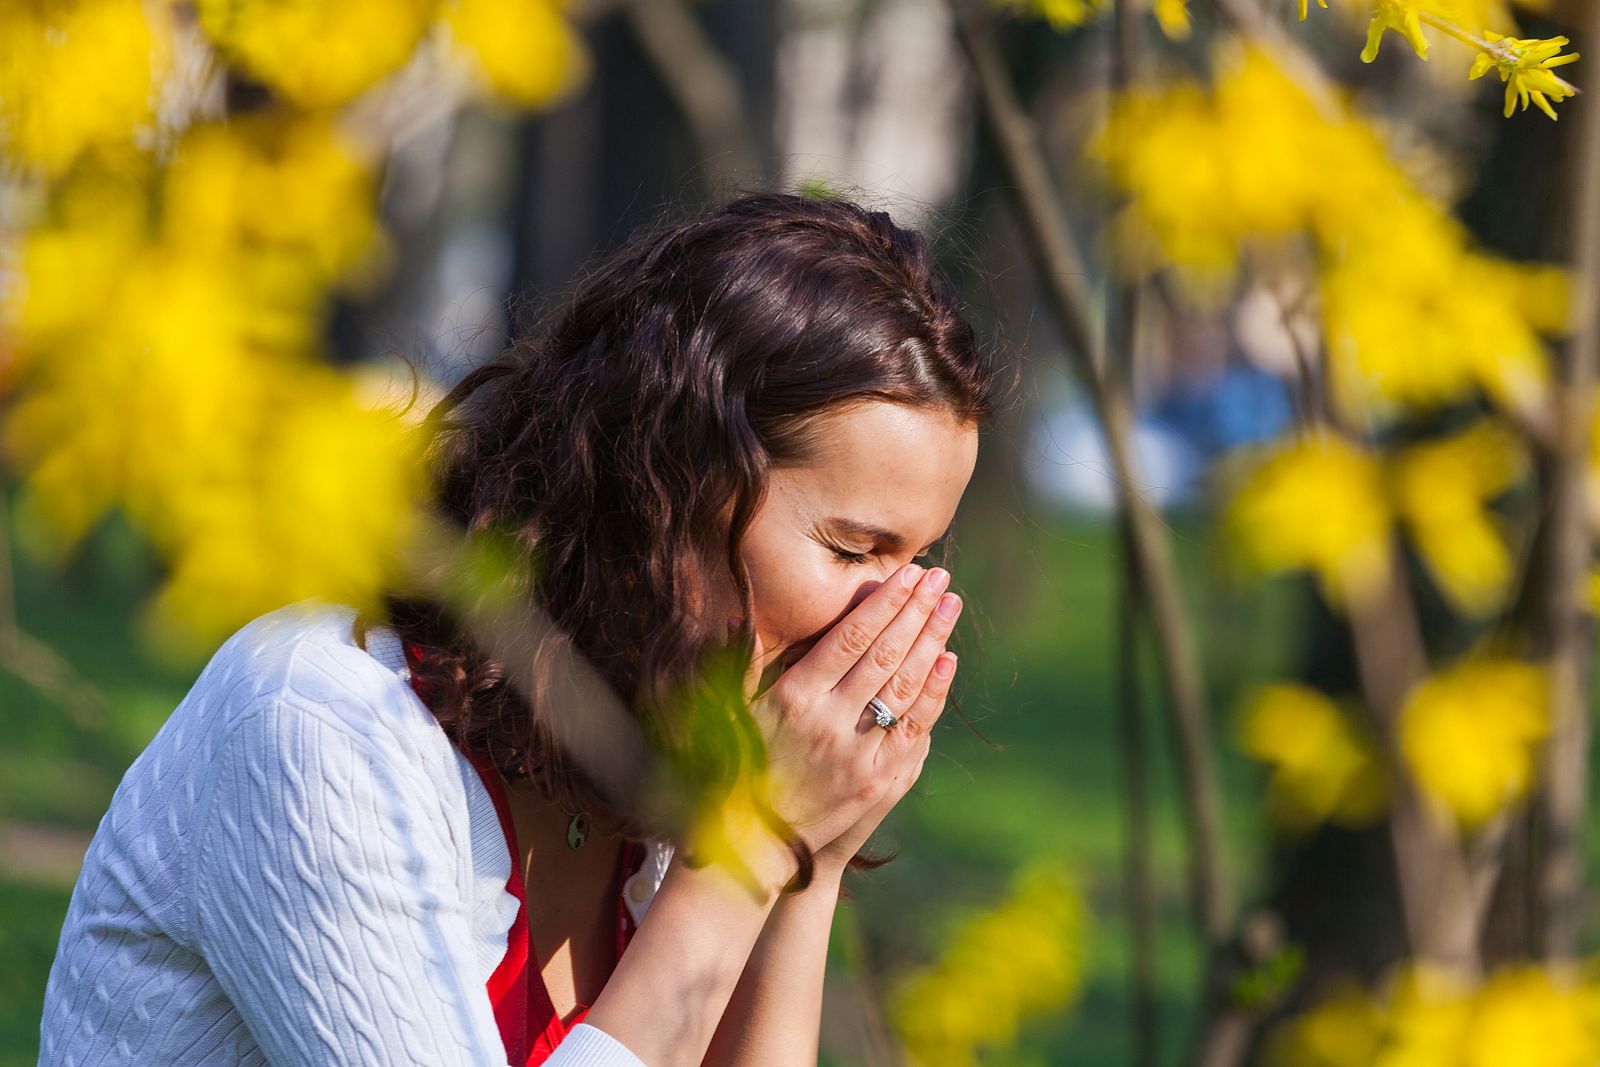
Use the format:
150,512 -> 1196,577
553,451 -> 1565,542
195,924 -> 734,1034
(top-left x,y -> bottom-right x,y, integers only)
786,563 -> 925,690
833,567 -> 951,706
867,591 -> 962,717
882,651 -> 957,752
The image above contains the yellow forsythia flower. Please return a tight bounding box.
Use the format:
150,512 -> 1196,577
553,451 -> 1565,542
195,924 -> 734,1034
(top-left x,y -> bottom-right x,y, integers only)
991,0 -> 1111,31
1399,657 -> 1548,828
1222,433 -> 1393,610
1388,420 -> 1527,617
1088,47 -> 1397,293
440,0 -> 591,109
196,0 -> 439,109
0,0 -> 171,175
1362,0 -> 1431,62
992,0 -> 1187,34
1463,967 -> 1596,1067
1151,0 -> 1191,39
142,364 -> 427,654
4,121 -> 424,652
1269,961 -> 1598,1067
889,860 -> 1086,1067
163,114 -> 388,291
3,162 -> 152,383
1376,962 -> 1476,1066
1092,46 -> 1568,420
1320,197 -> 1557,424
1262,981 -> 1387,1067
1469,33 -> 1580,120
6,257 -> 425,653
1090,49 -> 1345,291
1238,684 -> 1387,831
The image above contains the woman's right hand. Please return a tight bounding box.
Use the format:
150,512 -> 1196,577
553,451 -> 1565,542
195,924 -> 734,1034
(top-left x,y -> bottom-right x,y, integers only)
732,563 -> 960,881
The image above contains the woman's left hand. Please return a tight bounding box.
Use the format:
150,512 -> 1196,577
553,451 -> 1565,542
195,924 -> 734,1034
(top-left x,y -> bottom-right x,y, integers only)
809,590 -> 963,880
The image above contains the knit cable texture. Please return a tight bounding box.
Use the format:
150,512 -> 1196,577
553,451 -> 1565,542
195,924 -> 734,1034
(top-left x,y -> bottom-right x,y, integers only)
37,599 -> 657,1066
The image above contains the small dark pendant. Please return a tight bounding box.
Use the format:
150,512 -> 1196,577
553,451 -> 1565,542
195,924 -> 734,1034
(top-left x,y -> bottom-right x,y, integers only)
566,812 -> 591,851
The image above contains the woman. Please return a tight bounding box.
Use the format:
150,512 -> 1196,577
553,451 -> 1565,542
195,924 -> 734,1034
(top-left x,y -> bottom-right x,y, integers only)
39,192 -> 1003,1066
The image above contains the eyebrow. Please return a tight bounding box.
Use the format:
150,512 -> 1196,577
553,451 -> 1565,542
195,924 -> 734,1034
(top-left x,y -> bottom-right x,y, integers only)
826,516 -> 953,554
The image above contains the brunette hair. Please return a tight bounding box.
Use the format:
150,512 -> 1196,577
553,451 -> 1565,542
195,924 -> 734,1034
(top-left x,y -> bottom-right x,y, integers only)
364,191 -> 1005,881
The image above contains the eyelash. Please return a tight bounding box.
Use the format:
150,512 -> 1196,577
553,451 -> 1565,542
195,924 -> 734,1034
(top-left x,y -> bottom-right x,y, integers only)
829,546 -> 938,567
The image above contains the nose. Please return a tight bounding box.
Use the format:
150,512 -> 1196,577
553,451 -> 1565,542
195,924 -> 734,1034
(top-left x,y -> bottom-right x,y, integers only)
847,578 -> 884,613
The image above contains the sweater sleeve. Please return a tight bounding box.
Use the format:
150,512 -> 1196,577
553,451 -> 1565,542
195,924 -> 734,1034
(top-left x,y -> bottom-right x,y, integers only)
191,690 -> 512,1066
550,1024 -> 648,1066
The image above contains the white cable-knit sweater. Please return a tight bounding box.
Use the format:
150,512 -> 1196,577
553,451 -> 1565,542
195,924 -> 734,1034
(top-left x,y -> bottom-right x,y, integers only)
38,600 -> 673,1066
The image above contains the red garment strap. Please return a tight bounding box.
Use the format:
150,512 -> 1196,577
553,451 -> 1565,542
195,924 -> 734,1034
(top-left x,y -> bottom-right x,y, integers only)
401,639 -> 641,1065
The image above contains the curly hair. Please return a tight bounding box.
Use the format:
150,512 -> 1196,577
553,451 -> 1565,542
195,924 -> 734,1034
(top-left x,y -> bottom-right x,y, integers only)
361,191 -> 1006,883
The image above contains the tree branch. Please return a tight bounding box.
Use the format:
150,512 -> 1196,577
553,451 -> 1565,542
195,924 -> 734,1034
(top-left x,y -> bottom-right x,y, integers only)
1531,0 -> 1600,962
621,0 -> 765,196
946,4 -> 1236,1056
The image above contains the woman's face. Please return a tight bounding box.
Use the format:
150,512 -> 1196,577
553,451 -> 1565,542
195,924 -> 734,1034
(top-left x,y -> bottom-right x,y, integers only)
709,400 -> 979,695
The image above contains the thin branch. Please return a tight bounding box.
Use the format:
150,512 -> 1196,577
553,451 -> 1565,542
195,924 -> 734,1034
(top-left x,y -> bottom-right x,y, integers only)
0,491 -> 108,731
1214,0 -> 1509,978
947,0 -> 1236,1044
1531,0 -> 1600,962
1343,563 -> 1483,973
1416,13 -> 1581,97
1114,538 -> 1161,1067
621,0 -> 765,196
1107,11 -> 1160,1060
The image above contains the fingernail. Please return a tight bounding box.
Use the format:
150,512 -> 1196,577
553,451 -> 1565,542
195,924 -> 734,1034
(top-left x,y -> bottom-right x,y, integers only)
901,564 -> 924,588
927,568 -> 951,594
937,592 -> 961,619
935,653 -> 956,678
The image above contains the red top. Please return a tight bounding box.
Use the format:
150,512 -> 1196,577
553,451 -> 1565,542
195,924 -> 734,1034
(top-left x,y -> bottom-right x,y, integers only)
402,642 -> 642,1066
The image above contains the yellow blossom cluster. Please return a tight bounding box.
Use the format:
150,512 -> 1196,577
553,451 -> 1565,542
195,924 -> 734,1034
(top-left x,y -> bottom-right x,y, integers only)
1238,683 -> 1388,831
889,859 -> 1086,1067
196,0 -> 589,111
1399,656 -> 1548,829
1387,420 -> 1528,617
1361,0 -> 1433,60
1091,46 -> 1570,425
1237,654 -> 1548,832
1221,431 -> 1394,610
1285,0 -> 1579,119
1264,961 -> 1598,1067
991,0 -> 1192,42
3,119 -> 425,652
1,0 -> 592,650
0,0 -> 173,176
196,0 -> 437,110
1468,33 -> 1580,119
1221,422 -> 1529,618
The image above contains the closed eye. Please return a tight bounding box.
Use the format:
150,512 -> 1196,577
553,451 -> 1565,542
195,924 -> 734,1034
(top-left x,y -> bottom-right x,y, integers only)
830,543 -> 945,567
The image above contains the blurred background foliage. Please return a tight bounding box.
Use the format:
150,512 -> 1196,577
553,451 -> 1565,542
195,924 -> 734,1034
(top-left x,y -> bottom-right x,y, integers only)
4,0 -> 1600,1065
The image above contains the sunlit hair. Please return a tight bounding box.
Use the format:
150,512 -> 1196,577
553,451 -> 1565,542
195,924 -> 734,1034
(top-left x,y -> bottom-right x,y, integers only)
362,191 -> 1007,882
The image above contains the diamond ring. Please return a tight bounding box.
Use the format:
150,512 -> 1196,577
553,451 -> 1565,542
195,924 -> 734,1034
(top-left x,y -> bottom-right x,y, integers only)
867,696 -> 899,730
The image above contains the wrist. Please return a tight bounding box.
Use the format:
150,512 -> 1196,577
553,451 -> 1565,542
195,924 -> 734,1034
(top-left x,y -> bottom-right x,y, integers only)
791,862 -> 844,898
811,837 -> 867,880
675,835 -> 801,900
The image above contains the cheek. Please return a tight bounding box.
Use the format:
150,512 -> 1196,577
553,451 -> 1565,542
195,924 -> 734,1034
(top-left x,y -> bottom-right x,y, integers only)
746,553 -> 860,649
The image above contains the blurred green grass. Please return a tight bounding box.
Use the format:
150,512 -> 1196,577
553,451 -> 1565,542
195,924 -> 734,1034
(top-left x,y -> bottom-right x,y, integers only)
845,504 -> 1300,1066
21,484 -> 1578,1065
